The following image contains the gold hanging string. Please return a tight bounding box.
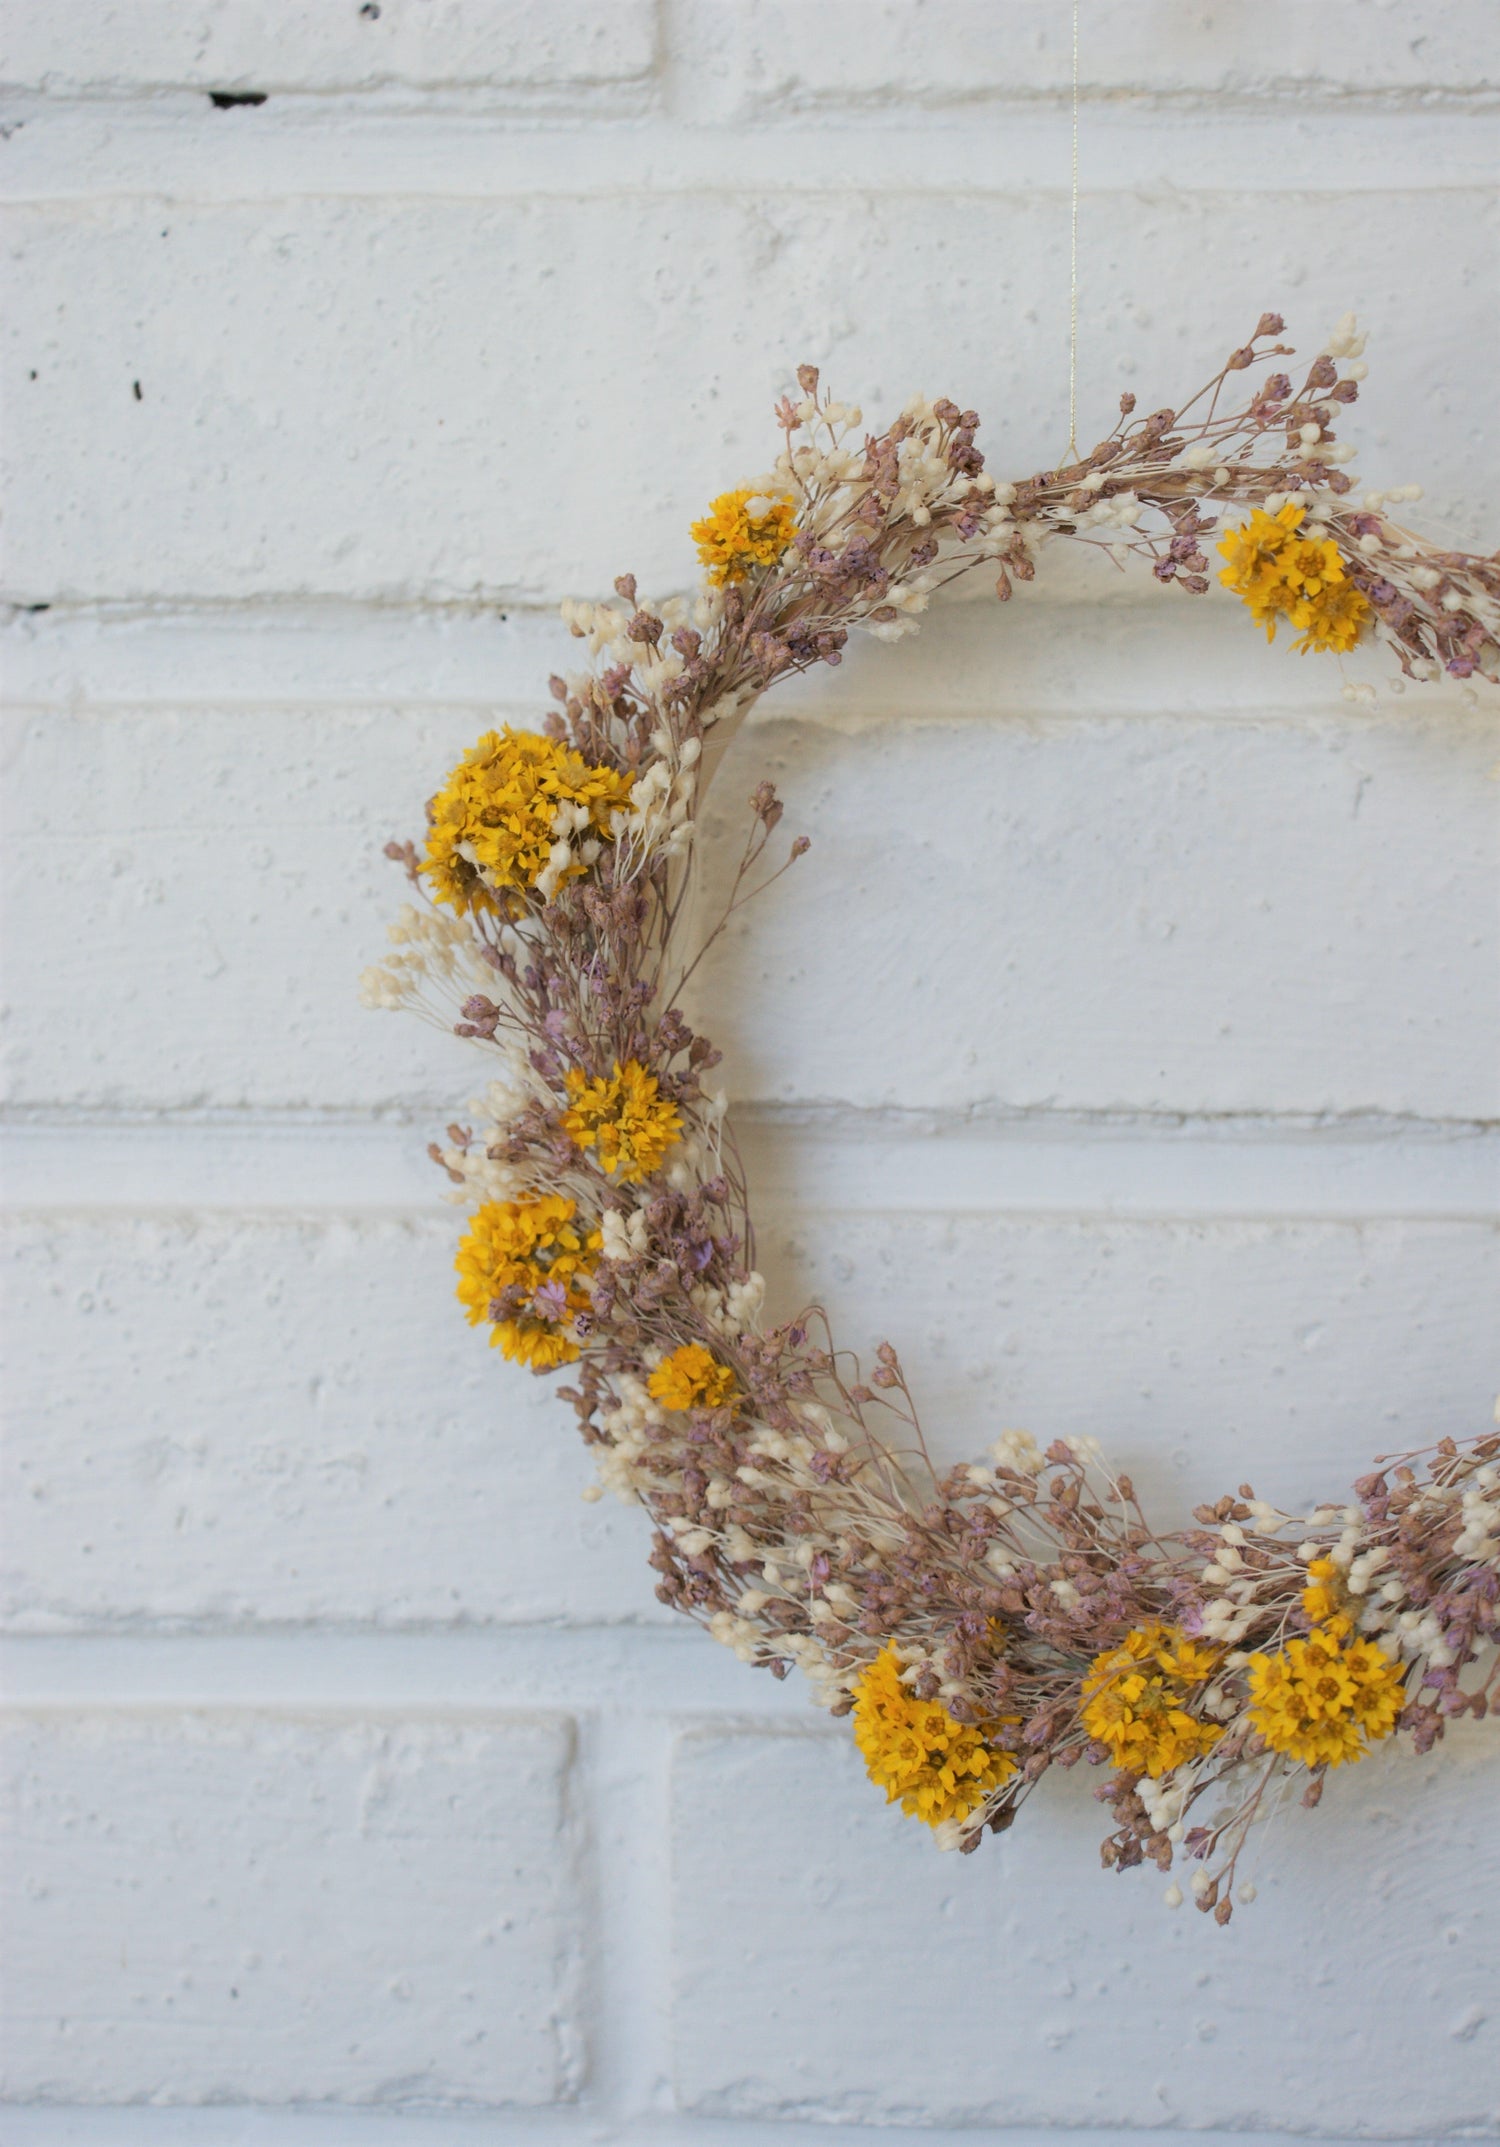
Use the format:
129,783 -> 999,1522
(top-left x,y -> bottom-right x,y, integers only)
1066,0 -> 1081,465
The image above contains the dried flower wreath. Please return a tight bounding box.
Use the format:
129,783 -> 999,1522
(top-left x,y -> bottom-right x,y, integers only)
365,315 -> 1498,1922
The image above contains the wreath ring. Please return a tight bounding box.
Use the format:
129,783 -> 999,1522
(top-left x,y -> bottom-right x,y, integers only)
364,314 -> 1499,1922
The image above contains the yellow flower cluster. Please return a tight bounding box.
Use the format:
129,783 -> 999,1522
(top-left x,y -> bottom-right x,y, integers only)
562,1059 -> 682,1183
1217,504 -> 1371,654
647,1342 -> 737,1412
1080,1622 -> 1224,1778
422,727 -> 634,915
852,1643 -> 1017,1828
1247,1619 -> 1405,1769
690,488 -> 799,586
455,1195 -> 601,1370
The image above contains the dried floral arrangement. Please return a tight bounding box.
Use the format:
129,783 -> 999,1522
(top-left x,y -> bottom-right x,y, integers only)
364,316 -> 1498,1922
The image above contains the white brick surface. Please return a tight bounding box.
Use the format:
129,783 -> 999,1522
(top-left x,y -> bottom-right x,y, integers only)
4,1210 -> 1491,1628
3,188 -> 1494,606
671,1723 -> 1500,2130
0,2 -> 655,96
1,1214 -> 667,1629
0,703 -> 484,1112
1,1708 -> 582,2103
4,700 -> 1495,1117
677,0 -> 1500,109
758,1212 -> 1499,1514
7,0 -> 1495,102
695,706 -> 1500,1120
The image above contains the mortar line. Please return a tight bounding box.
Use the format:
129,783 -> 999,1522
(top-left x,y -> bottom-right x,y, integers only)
6,1101 -> 1496,1134
0,2108 -> 1473,2146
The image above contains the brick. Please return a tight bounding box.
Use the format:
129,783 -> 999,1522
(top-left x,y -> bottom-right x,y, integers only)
2,189 -> 1492,605
5,1 -> 1491,106
0,1 -> 656,96
693,706 -> 1500,1121
671,1722 -> 1500,2128
1,1707 -> 582,2103
756,1210 -> 1498,1517
0,702 -> 489,1113
1,1215 -> 671,1629
677,1 -> 1500,114
3,703 -> 1495,1119
5,1211 -> 1492,1628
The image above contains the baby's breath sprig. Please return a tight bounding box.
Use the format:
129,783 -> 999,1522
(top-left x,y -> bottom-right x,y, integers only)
366,317 -> 1498,1919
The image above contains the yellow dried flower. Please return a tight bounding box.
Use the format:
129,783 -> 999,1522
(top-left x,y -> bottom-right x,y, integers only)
1301,1554 -> 1344,1627
455,1194 -> 601,1370
1217,503 -> 1370,655
647,1342 -> 737,1412
562,1059 -> 683,1184
1289,577 -> 1370,655
422,727 -> 634,916
1246,1620 -> 1405,1769
1080,1621 -> 1224,1778
1217,502 -> 1306,631
852,1643 -> 1018,1828
690,487 -> 798,586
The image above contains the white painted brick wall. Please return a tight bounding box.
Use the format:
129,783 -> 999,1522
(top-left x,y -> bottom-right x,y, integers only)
3,5 -> 1498,2142
671,1722 -> 1500,2129
7,1210 -> 1494,1629
670,1 -> 1500,105
5,187 -> 1495,605
3,1708 -> 583,2103
6,691 -> 1495,1115
0,2 -> 657,98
